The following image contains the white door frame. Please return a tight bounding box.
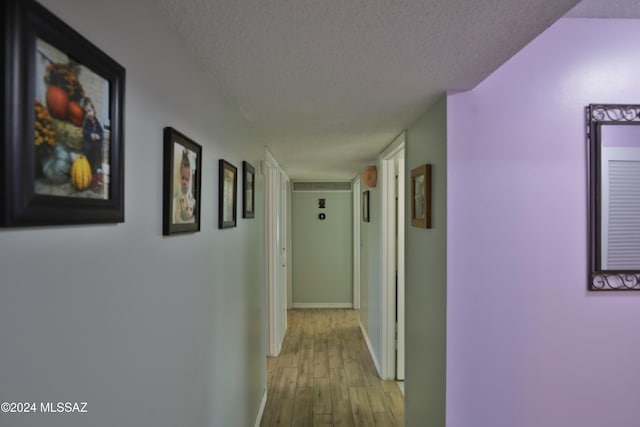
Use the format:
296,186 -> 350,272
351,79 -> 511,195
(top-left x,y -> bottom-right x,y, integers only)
286,179 -> 293,309
265,149 -> 288,356
352,177 -> 361,309
379,132 -> 405,380
396,155 -> 405,380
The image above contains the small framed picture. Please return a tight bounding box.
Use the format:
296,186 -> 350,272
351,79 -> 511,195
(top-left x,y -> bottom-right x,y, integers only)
2,0 -> 125,226
362,190 -> 370,223
411,164 -> 431,228
219,159 -> 237,228
242,161 -> 255,218
163,127 -> 202,235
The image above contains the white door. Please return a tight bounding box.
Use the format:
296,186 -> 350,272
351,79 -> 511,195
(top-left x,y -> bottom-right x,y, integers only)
265,152 -> 288,356
279,173 -> 289,330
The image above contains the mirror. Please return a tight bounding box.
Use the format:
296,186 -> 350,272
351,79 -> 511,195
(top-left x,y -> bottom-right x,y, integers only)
588,104 -> 640,290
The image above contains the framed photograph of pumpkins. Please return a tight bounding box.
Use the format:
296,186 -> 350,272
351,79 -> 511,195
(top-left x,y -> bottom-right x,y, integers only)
1,0 -> 125,226
163,127 -> 202,236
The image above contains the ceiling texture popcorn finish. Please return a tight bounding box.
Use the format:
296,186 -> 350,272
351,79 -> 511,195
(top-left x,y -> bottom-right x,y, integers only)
567,0 -> 640,19
157,0 -> 587,179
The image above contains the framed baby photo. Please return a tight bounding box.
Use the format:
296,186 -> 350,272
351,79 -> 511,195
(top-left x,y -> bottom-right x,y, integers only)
242,161 -> 255,218
219,159 -> 237,229
1,0 -> 126,226
163,127 -> 202,235
411,163 -> 432,228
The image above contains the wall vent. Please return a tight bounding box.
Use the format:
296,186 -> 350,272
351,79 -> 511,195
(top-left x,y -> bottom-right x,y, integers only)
292,181 -> 352,192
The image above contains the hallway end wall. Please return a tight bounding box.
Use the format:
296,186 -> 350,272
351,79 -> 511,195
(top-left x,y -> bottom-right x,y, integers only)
291,191 -> 353,306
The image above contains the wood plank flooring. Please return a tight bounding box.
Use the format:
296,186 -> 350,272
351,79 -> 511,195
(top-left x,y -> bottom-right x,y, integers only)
260,309 -> 404,427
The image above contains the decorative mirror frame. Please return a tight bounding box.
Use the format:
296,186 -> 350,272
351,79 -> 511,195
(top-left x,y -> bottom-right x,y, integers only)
587,104 -> 640,290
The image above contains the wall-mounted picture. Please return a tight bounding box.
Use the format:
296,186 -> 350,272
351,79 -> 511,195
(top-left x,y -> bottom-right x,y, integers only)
163,127 -> 202,235
242,161 -> 255,218
219,160 -> 237,228
1,0 -> 125,226
411,164 -> 432,228
363,190 -> 370,223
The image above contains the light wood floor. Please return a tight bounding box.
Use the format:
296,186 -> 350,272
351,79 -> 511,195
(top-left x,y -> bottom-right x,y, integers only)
260,309 -> 404,427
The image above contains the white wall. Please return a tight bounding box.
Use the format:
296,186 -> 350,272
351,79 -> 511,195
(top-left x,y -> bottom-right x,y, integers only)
447,18 -> 640,427
0,1 -> 266,426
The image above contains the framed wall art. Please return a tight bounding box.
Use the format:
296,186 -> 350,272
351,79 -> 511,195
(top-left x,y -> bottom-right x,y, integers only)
219,159 -> 237,229
362,190 -> 370,223
163,127 -> 202,235
411,164 -> 431,228
1,0 -> 125,226
242,161 -> 255,218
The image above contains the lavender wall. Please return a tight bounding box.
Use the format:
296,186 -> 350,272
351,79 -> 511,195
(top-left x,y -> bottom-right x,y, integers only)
447,18 -> 640,427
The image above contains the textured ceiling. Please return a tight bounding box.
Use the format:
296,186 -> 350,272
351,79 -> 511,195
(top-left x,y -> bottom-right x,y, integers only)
567,0 -> 640,19
156,0 -> 586,179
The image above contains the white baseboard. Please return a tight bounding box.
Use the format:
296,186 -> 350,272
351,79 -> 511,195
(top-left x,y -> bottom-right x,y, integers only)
254,389 -> 267,427
359,321 -> 381,376
292,302 -> 353,309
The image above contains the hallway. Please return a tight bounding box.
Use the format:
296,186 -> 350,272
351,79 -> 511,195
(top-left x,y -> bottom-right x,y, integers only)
260,309 -> 404,427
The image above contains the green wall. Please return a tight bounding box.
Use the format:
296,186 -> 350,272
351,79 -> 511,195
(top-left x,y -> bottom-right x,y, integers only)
0,1 -> 266,426
405,95 -> 447,426
291,191 -> 353,305
359,180 -> 383,364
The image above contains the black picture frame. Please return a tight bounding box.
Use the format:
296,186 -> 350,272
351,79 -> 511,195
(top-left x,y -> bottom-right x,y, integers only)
1,0 -> 126,226
362,190 -> 370,222
162,127 -> 202,235
242,161 -> 255,218
219,159 -> 237,229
